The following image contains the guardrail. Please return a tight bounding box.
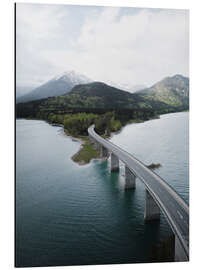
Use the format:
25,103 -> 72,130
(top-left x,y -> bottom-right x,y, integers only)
88,125 -> 189,260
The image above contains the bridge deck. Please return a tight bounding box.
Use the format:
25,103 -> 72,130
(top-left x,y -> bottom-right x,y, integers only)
88,125 -> 189,259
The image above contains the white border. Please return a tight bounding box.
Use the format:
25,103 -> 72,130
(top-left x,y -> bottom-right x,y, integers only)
0,0 -> 202,269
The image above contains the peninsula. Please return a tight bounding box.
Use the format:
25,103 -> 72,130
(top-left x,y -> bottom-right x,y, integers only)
16,75 -> 189,165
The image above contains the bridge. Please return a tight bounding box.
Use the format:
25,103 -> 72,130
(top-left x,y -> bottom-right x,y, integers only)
88,125 -> 189,262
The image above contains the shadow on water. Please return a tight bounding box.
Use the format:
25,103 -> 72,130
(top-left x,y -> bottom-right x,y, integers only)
93,159 -> 120,191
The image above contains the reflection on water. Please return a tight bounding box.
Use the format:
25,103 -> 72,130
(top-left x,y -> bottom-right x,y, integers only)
16,112 -> 188,267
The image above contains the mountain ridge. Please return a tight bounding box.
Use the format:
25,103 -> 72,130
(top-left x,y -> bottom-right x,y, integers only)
16,70 -> 92,103
136,74 -> 189,108
16,74 -> 189,122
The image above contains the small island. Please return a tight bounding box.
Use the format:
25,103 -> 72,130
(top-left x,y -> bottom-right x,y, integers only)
147,163 -> 162,169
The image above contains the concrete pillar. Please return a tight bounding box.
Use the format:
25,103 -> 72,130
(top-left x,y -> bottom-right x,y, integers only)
110,153 -> 119,172
175,235 -> 188,262
101,146 -> 108,158
125,166 -> 136,189
89,135 -> 94,143
144,189 -> 160,221
94,140 -> 100,150
89,135 -> 98,148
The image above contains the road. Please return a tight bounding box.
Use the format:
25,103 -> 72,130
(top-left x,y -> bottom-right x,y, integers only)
88,125 -> 189,259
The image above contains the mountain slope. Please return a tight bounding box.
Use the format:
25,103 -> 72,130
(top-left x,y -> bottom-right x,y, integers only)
16,81 -> 174,121
17,71 -> 92,103
136,74 -> 189,108
16,86 -> 34,98
16,75 -> 189,121
51,82 -> 150,109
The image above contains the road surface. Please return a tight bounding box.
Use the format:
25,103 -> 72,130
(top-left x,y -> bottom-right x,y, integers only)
88,125 -> 189,259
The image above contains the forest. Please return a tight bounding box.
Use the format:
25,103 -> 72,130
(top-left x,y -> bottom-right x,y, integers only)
16,100 -> 158,137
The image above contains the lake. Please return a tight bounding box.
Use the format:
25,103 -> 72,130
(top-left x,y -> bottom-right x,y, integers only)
16,112 -> 189,267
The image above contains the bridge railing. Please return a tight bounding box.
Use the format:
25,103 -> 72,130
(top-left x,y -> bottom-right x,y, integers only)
88,124 -> 189,259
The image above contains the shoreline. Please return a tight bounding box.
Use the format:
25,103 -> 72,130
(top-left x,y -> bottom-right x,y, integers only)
16,111 -> 188,166
15,115 -> 161,166
61,127 -> 103,166
60,116 -> 158,166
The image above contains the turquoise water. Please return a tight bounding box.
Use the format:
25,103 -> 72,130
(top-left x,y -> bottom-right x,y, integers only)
16,112 -> 189,267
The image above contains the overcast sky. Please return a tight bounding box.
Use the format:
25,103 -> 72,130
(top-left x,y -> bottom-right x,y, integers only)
16,3 -> 189,90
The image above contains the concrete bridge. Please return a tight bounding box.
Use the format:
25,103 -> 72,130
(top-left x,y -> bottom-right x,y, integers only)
88,125 -> 189,262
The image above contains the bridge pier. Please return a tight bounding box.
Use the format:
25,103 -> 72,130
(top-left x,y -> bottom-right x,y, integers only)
89,135 -> 100,150
101,146 -> 108,158
144,190 -> 160,221
125,166 -> 136,189
89,135 -> 94,143
94,140 -> 100,150
175,235 -> 188,262
88,125 -> 189,260
111,153 -> 119,171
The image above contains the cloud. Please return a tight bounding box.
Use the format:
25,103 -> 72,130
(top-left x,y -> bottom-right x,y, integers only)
16,4 -> 189,91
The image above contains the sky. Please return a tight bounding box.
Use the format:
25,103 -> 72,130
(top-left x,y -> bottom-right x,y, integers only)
16,3 -> 189,92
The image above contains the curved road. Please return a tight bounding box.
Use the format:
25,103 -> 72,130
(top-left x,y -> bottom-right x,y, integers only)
88,125 -> 189,260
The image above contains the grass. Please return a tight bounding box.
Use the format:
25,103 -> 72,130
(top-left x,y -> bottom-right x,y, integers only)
71,137 -> 101,165
64,114 -> 160,166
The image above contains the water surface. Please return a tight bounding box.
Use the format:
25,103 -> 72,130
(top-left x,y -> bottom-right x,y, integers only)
110,112 -> 189,204
16,112 -> 189,267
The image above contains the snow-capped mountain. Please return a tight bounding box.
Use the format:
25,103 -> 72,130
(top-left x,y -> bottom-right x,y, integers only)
17,71 -> 92,103
52,70 -> 91,85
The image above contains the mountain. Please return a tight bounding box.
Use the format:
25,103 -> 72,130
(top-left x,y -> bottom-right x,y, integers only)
16,81 -> 147,118
16,75 -> 189,121
17,71 -> 92,103
50,82 -> 141,109
136,74 -> 189,108
16,86 -> 34,98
